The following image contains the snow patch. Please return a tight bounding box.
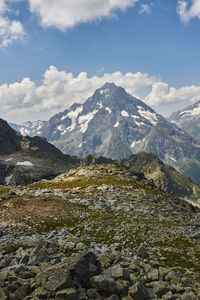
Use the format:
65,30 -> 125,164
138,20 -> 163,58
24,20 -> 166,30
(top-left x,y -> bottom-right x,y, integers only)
61,106 -> 83,132
137,106 -> 158,126
78,110 -> 98,133
105,107 -> 112,114
131,137 -> 146,148
5,158 -> 13,162
16,161 -> 34,166
97,102 -> 103,109
114,121 -> 120,128
5,174 -> 13,185
180,105 -> 200,117
131,140 -> 142,148
170,156 -> 176,162
79,143 -> 82,148
131,115 -> 139,119
121,110 -> 129,117
100,88 -> 109,95
57,125 -> 68,135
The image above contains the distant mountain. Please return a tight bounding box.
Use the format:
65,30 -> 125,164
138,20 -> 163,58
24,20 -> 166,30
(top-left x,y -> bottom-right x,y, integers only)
10,120 -> 46,137
169,100 -> 200,142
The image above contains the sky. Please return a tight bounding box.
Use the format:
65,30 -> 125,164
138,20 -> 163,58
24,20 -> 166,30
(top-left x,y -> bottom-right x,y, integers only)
0,0 -> 200,123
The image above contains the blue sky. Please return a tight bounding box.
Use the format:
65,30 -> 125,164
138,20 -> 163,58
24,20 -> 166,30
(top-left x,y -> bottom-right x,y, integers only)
0,0 -> 200,123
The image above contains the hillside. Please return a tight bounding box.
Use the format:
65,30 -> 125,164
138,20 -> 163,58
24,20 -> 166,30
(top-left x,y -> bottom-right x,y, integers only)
0,164 -> 200,299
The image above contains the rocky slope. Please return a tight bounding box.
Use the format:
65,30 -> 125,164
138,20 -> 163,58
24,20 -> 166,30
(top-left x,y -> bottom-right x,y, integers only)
0,164 -> 200,299
120,152 -> 200,200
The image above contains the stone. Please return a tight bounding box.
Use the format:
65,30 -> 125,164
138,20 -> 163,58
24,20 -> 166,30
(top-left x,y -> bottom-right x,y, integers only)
137,245 -> 149,258
128,279 -> 147,300
37,252 -> 100,293
31,287 -> 48,298
151,281 -> 170,297
106,265 -> 130,281
55,288 -> 77,299
106,295 -> 120,300
90,274 -> 117,296
181,292 -> 198,300
147,268 -> 159,281
87,288 -> 103,299
14,284 -> 32,299
0,271 -> 9,281
0,288 -> 7,300
0,230 -> 4,237
28,243 -> 50,266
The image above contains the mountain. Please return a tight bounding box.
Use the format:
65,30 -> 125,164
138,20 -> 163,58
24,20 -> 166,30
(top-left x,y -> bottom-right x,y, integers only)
11,83 -> 166,159
10,120 -> 46,137
0,118 -> 80,185
130,121 -> 200,162
9,83 -> 200,186
2,117 -> 200,199
169,100 -> 200,142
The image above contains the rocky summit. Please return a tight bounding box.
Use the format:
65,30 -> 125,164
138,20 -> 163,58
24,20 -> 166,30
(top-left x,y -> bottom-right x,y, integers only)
0,164 -> 200,299
11,83 -> 166,159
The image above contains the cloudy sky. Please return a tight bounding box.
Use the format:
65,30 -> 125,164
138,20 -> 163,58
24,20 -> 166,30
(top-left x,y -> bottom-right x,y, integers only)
0,0 -> 200,123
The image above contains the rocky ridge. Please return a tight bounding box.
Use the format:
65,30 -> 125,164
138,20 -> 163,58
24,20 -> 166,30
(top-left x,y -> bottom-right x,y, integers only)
0,164 -> 200,299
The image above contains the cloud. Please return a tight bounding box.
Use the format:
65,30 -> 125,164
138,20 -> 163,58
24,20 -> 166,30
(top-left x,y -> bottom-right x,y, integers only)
28,0 -> 140,30
144,81 -> 200,106
139,4 -> 151,15
0,65 -> 157,121
1,65 -> 200,122
177,0 -> 200,23
0,0 -> 25,47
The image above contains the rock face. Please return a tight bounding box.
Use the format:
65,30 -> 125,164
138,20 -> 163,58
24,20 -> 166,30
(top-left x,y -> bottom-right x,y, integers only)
0,118 -> 81,185
0,119 -> 22,155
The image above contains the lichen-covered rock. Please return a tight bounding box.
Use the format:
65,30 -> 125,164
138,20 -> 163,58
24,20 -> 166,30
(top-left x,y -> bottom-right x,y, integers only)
128,279 -> 147,300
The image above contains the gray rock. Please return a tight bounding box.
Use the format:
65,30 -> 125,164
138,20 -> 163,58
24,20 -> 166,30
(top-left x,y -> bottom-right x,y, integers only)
55,288 -> 77,300
90,274 -> 117,296
128,279 -> 147,300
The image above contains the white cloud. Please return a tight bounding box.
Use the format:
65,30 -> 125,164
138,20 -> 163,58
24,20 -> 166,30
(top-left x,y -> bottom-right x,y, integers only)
28,0 -> 140,30
139,4 -> 151,15
177,0 -> 200,23
0,66 -> 157,121
0,0 -> 24,47
144,81 -> 200,106
1,65 -> 200,123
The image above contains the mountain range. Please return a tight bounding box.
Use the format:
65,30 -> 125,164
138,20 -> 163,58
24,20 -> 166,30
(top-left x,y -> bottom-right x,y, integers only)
0,116 -> 200,200
10,82 -> 200,186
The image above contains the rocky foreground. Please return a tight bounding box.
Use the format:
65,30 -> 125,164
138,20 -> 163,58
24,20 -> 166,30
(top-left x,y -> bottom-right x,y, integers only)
0,164 -> 200,299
